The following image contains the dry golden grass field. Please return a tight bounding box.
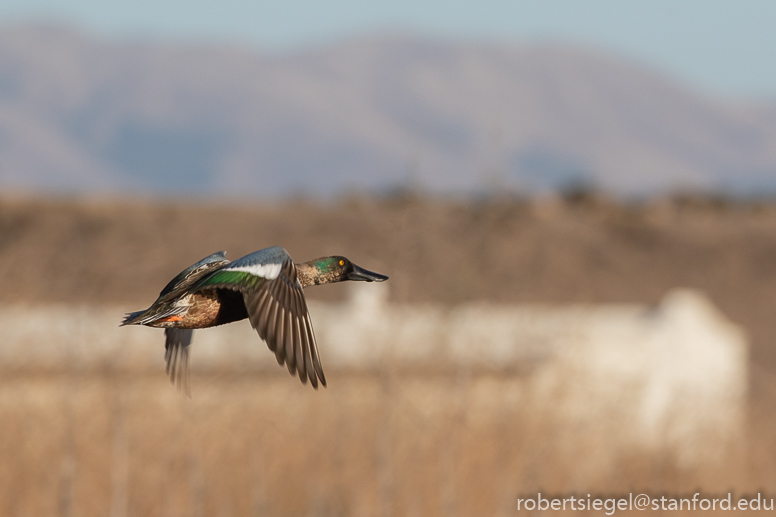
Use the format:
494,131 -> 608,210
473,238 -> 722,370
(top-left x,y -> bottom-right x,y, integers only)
2,193 -> 776,516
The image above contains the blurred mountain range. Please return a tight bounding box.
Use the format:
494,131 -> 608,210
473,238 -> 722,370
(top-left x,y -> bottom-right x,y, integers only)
1,23 -> 776,197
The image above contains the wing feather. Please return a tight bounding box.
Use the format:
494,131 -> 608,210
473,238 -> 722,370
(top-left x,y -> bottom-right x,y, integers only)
306,314 -> 325,387
164,329 -> 192,397
256,290 -> 273,340
283,307 -> 294,373
274,305 -> 286,366
289,287 -> 310,385
264,281 -> 280,349
275,278 -> 288,365
291,293 -> 304,382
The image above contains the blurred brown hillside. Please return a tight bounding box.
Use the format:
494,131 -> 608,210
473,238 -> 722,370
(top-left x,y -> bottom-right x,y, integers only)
3,193 -> 776,372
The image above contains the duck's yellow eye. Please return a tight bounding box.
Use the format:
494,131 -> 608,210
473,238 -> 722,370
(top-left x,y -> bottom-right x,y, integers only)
339,259 -> 345,266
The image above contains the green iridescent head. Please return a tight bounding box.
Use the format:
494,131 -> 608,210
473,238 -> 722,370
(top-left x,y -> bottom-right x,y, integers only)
312,256 -> 389,283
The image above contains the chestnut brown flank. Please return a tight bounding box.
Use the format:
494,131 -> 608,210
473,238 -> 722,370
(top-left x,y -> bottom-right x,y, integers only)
152,289 -> 248,329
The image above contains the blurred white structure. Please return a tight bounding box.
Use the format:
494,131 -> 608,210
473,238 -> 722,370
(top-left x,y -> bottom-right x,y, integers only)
312,285 -> 747,465
0,286 -> 747,464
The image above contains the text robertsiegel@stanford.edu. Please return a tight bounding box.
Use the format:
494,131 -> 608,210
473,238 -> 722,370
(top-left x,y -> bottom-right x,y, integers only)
517,493 -> 774,513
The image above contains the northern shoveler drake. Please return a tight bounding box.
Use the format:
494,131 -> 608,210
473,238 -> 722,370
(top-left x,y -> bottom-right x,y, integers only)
121,246 -> 388,395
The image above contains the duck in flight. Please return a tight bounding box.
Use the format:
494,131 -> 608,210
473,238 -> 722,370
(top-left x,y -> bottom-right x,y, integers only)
121,246 -> 388,395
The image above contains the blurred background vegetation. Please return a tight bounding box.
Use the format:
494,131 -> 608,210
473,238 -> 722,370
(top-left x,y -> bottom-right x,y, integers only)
1,193 -> 776,516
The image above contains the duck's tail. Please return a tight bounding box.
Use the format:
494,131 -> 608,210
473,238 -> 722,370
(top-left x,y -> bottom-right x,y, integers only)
121,310 -> 146,326
121,305 -> 186,327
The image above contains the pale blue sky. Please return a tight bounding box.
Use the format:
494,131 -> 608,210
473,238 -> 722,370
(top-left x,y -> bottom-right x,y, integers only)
1,0 -> 775,100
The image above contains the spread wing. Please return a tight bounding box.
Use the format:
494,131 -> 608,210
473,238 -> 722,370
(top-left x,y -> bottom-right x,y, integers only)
195,246 -> 326,388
